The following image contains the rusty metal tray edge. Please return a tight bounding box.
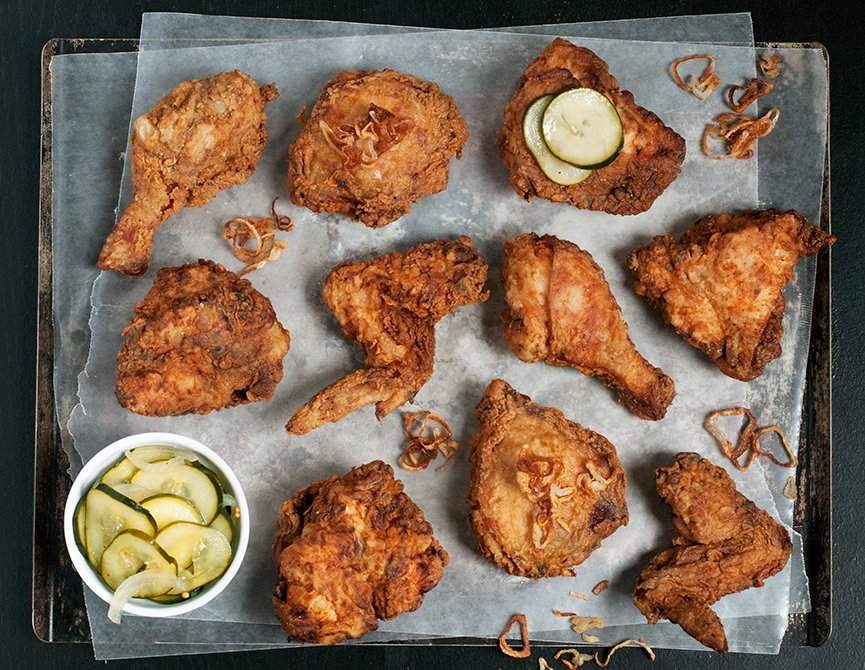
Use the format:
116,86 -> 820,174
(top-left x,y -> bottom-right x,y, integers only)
33,37 -> 833,646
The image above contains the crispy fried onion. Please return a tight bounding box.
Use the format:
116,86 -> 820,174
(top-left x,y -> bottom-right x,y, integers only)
319,103 -> 415,168
596,639 -> 656,666
592,580 -> 610,595
570,616 -> 605,635
499,613 -> 531,658
760,54 -> 782,79
400,411 -> 459,472
517,449 -> 576,547
727,78 -> 774,113
671,54 -> 721,100
702,108 -> 779,160
222,198 -> 293,276
577,461 -> 614,493
705,407 -> 798,471
554,649 -> 596,669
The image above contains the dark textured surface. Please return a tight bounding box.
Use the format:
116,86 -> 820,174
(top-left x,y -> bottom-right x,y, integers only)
4,1 -> 863,668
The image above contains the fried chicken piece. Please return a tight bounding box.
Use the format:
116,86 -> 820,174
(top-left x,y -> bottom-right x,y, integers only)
501,233 -> 675,420
98,71 -> 279,277
285,236 -> 488,435
287,69 -> 468,228
498,38 -> 685,215
633,452 -> 793,652
627,209 -> 836,381
272,460 -> 448,645
115,259 -> 290,416
467,379 -> 628,578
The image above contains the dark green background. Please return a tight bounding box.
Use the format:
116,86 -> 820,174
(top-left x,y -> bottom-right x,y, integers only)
4,1 -> 862,668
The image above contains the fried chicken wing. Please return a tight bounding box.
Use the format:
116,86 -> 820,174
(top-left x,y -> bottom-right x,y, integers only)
98,71 -> 279,277
285,236 -> 488,435
287,69 -> 468,228
627,209 -> 836,381
633,452 -> 792,653
115,259 -> 290,416
501,233 -> 675,420
272,460 -> 448,645
498,39 -> 685,215
467,379 -> 628,578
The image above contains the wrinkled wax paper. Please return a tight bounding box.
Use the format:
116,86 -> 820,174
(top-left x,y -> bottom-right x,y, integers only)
50,13 -> 827,660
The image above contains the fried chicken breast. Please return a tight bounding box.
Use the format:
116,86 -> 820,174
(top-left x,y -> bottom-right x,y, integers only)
287,69 -> 468,228
633,453 -> 793,653
97,71 -> 278,277
285,236 -> 488,435
115,259 -> 290,416
273,461 -> 448,645
498,39 -> 685,215
501,233 -> 675,420
627,209 -> 836,381
467,379 -> 628,578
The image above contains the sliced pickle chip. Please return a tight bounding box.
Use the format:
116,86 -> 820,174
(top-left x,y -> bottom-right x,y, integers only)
132,463 -> 221,524
209,510 -> 234,545
100,529 -> 176,590
541,88 -> 624,169
140,494 -> 205,531
84,484 -> 158,569
523,93 -> 592,185
156,522 -> 232,593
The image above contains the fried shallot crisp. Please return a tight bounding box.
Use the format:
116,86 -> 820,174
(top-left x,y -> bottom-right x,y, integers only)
467,379 -> 628,579
272,461 -> 448,645
115,259 -> 290,416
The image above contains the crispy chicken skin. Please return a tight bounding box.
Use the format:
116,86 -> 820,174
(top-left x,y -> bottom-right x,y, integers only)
467,379 -> 628,578
115,259 -> 290,416
498,39 -> 685,215
272,461 -> 448,645
98,71 -> 279,277
627,209 -> 836,381
285,236 -> 488,435
633,453 -> 792,653
502,233 -> 675,420
287,69 -> 468,228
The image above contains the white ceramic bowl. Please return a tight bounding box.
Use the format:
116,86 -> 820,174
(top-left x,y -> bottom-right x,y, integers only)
63,432 -> 249,618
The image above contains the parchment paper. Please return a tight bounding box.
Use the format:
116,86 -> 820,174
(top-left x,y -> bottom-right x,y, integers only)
50,13 -> 828,659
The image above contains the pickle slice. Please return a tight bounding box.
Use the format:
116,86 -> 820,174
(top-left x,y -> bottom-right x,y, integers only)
100,529 -> 176,590
140,494 -> 205,531
132,463 -> 221,524
541,88 -> 624,169
84,484 -> 158,569
523,94 -> 592,185
156,522 -> 232,593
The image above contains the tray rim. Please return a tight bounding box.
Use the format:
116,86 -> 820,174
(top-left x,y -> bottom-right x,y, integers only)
32,36 -> 833,648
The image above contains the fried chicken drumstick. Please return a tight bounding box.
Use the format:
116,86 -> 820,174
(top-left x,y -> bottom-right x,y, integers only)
285,236 -> 488,435
498,39 -> 685,215
628,209 -> 836,381
468,379 -> 628,578
501,233 -> 675,420
98,71 -> 278,277
287,69 -> 468,228
115,259 -> 291,416
273,461 -> 448,645
633,452 -> 792,652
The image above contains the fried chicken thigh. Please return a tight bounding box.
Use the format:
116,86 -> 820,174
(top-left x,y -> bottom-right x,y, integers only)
115,259 -> 290,416
467,379 -> 628,578
287,69 -> 468,228
627,209 -> 836,381
633,453 -> 792,652
285,236 -> 488,435
502,233 -> 675,420
498,39 -> 685,215
273,461 -> 448,645
98,71 -> 278,277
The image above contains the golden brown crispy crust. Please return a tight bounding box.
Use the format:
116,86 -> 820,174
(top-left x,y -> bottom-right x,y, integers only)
627,209 -> 836,381
287,69 -> 468,228
115,259 -> 290,416
285,236 -> 488,435
633,453 -> 793,653
272,461 -> 448,645
98,71 -> 278,277
501,233 -> 675,420
498,38 -> 685,215
467,379 -> 628,578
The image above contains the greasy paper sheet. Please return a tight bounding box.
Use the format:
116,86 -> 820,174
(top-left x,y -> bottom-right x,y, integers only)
50,14 -> 826,659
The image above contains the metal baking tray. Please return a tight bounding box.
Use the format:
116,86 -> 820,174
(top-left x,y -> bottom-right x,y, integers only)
33,37 -> 832,647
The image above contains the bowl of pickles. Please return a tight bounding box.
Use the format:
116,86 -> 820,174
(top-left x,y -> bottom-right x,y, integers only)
63,432 -> 249,622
